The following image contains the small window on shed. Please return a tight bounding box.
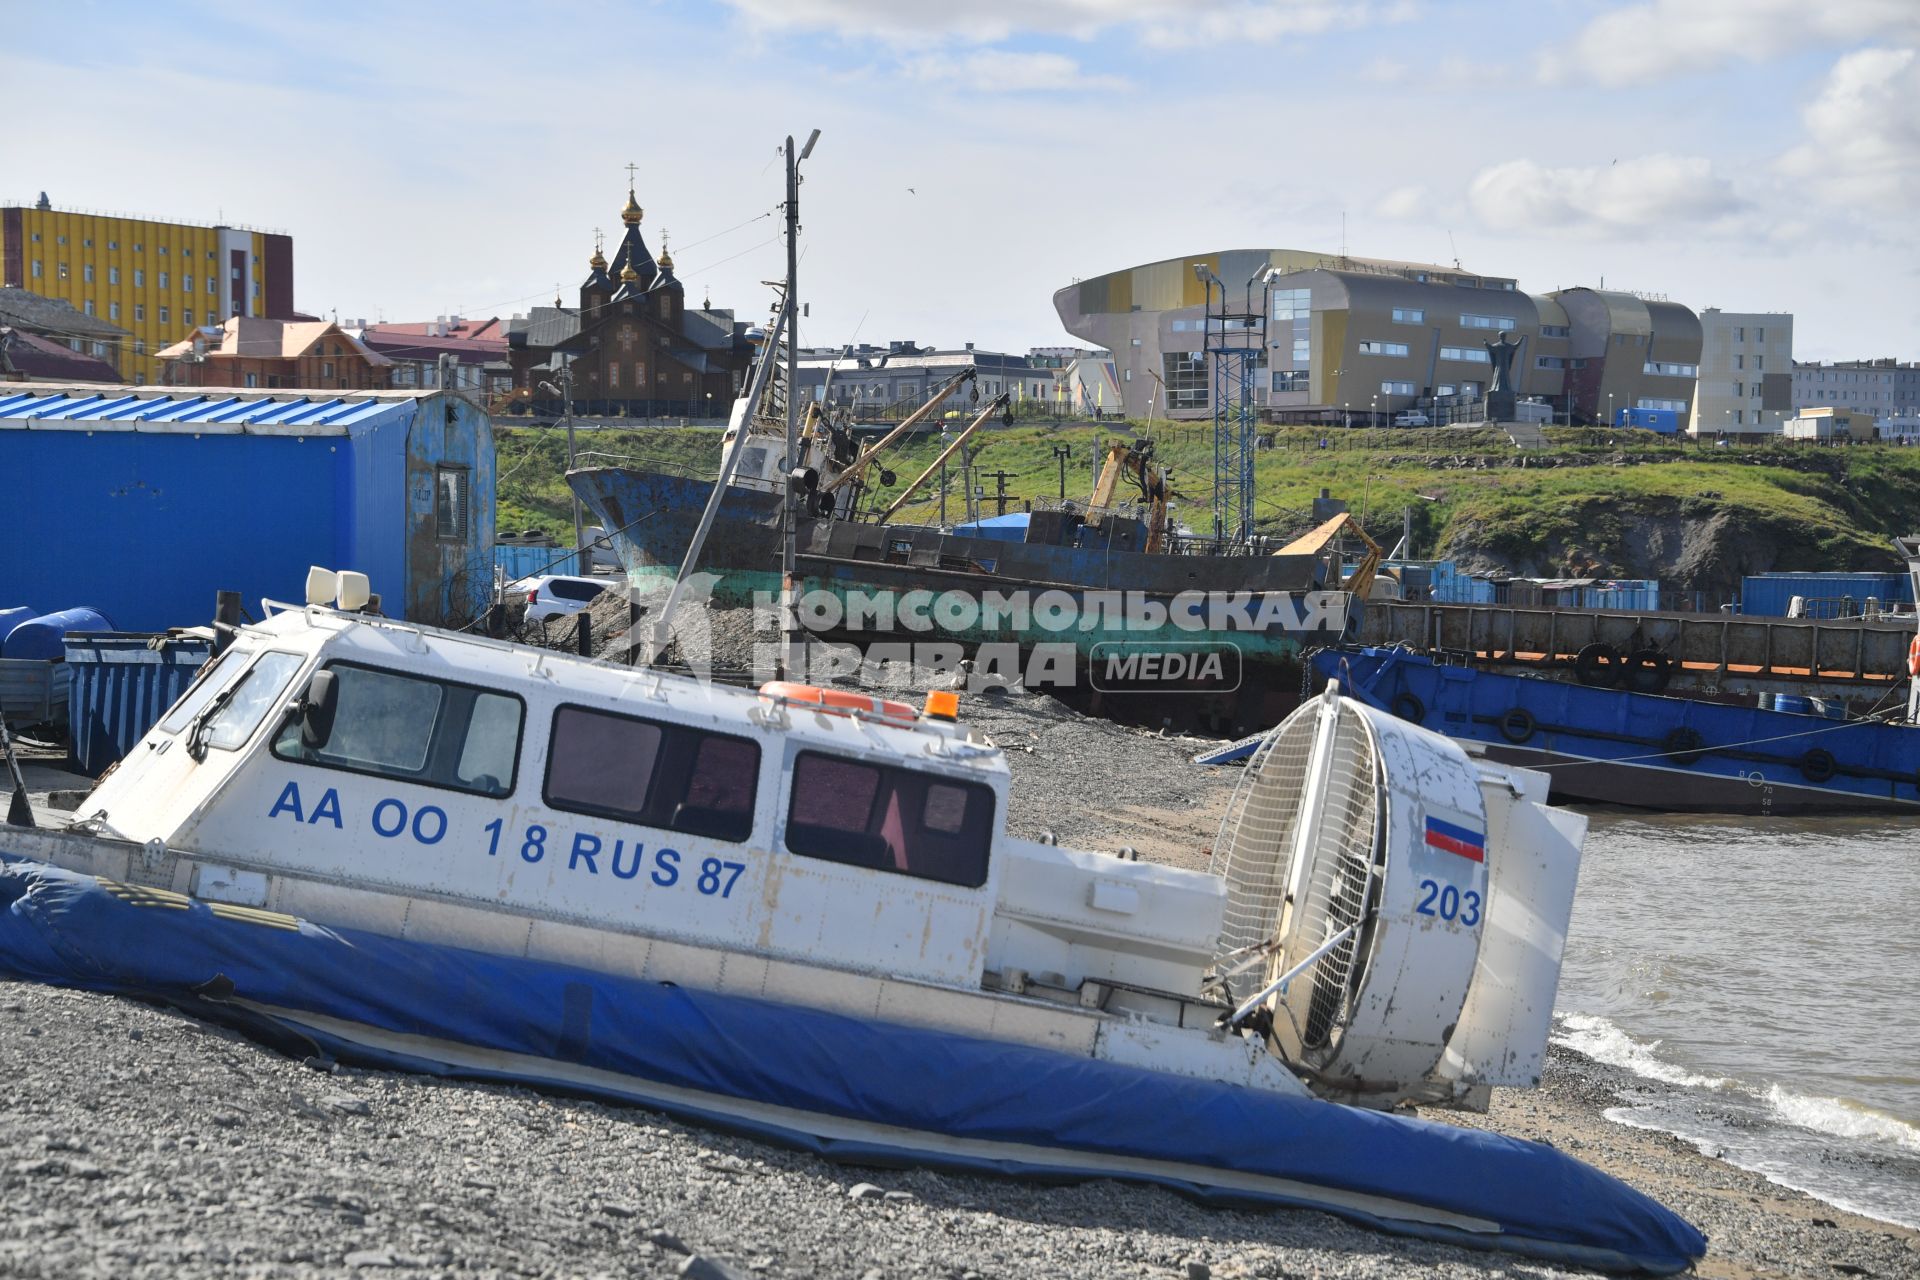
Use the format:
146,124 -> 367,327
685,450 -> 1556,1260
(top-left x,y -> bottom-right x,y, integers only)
435,467 -> 471,541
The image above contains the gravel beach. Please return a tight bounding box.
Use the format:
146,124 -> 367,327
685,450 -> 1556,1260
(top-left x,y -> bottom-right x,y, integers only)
4,632 -> 1916,1280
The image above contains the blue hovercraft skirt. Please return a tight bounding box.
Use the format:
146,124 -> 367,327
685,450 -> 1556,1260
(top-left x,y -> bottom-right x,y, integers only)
0,855 -> 1705,1273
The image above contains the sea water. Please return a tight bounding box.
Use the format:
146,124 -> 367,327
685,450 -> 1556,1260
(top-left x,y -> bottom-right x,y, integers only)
1555,812 -> 1920,1228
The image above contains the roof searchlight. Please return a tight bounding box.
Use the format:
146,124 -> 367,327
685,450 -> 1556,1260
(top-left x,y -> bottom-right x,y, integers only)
305,566 -> 372,612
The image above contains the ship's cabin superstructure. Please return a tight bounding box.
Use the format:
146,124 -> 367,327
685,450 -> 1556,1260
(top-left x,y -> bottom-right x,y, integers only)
74,605 -> 1238,1053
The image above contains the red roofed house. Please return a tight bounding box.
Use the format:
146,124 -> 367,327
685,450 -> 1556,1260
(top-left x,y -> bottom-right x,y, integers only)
156,317 -> 391,390
0,326 -> 122,382
354,315 -> 510,400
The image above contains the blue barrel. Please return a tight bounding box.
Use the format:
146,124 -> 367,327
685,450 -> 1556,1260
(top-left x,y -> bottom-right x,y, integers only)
63,632 -> 214,777
0,606 -> 39,649
2,607 -> 117,660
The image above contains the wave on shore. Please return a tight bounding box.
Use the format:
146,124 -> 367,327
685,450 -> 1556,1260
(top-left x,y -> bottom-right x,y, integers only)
1553,1013 -> 1920,1230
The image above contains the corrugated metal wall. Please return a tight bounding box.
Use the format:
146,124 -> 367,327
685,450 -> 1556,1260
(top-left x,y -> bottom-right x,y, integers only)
1741,573 -> 1913,617
63,632 -> 212,776
1,431 -> 354,631
494,543 -> 581,581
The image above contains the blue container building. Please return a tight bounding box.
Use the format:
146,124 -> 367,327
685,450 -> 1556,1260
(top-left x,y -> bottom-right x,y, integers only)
1614,407 -> 1680,434
494,543 -> 582,583
1739,572 -> 1912,618
0,387 -> 495,631
1381,560 -> 1497,605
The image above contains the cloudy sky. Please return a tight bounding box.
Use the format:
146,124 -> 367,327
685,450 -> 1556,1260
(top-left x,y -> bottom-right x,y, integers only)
6,1 -> 1916,361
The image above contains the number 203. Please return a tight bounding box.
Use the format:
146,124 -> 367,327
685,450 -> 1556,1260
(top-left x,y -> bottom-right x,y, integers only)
1415,878 -> 1482,926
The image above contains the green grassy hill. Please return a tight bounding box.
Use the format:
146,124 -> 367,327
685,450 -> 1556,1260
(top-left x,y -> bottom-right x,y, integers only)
497,421 -> 1920,600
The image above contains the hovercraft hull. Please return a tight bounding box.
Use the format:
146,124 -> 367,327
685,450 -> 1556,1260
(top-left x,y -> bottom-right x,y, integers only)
0,855 -> 1704,1274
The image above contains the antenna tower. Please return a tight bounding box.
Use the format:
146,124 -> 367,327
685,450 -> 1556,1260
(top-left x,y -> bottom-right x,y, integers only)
1197,264 -> 1269,545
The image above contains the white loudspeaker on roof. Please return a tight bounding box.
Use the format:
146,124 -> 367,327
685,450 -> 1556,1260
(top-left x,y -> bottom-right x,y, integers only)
336,571 -> 371,612
305,567 -> 338,608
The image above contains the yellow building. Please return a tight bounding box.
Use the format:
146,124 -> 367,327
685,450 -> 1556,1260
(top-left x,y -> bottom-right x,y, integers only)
2,196 -> 295,385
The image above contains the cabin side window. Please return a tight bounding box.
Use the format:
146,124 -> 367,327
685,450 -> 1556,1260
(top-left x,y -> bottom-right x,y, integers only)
783,752 -> 994,888
156,649 -> 247,735
543,705 -> 760,843
272,662 -> 522,797
198,651 -> 308,752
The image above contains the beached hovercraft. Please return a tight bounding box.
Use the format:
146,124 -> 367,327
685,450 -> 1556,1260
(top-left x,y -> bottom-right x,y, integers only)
0,573 -> 1704,1272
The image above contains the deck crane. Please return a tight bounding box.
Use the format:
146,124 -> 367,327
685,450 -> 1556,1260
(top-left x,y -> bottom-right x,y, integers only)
1275,511 -> 1384,601
1087,438 -> 1173,553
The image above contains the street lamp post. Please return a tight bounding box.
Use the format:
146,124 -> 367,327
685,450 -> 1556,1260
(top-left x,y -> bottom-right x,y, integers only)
1370,393 -> 1378,427
1052,443 -> 1072,500
537,362 -> 583,572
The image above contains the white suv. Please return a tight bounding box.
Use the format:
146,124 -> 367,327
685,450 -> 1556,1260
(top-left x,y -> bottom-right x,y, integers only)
1392,410 -> 1431,426
517,575 -> 609,625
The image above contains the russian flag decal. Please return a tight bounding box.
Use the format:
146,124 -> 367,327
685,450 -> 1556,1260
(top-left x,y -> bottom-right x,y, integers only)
1425,816 -> 1485,863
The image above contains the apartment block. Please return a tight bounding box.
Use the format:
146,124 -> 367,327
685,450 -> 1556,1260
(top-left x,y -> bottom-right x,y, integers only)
1689,309 -> 1793,437
1,192 -> 294,385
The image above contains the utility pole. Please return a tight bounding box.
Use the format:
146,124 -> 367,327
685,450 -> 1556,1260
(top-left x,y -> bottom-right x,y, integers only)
939,432 -> 951,527
986,469 -> 1014,517
539,361 -> 584,573
779,129 -> 820,681
1052,443 -> 1071,500
561,362 -> 583,570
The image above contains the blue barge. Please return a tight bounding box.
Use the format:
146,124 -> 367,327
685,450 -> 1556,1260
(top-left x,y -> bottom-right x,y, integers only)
1314,647 -> 1920,815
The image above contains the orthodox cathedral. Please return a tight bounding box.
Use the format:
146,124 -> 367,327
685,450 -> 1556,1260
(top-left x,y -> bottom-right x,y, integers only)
508,184 -> 756,416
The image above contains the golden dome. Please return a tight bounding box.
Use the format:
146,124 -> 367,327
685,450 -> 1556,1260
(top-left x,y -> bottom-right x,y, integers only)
620,188 -> 643,225
658,230 -> 673,272
620,261 -> 639,283
590,247 -> 607,268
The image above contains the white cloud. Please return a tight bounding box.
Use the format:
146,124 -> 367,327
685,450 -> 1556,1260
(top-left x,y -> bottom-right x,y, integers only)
1359,56 -> 1407,83
1375,183 -> 1428,219
720,0 -> 1410,47
1466,154 -> 1743,237
1540,0 -> 1920,86
1777,47 -> 1920,204
901,49 -> 1127,92
721,0 -> 1135,44
1136,1 -> 1413,48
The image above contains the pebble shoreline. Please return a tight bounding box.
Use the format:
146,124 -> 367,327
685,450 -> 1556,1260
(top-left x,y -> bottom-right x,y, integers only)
4,647 -> 1917,1279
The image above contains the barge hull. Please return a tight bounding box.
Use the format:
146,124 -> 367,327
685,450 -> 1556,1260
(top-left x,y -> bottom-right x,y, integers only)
1316,647 -> 1920,815
1466,744 -> 1918,815
569,467 -> 1350,664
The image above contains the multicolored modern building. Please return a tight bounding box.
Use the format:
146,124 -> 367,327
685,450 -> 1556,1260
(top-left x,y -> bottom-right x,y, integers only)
0,193 -> 294,386
1053,249 -> 1702,427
